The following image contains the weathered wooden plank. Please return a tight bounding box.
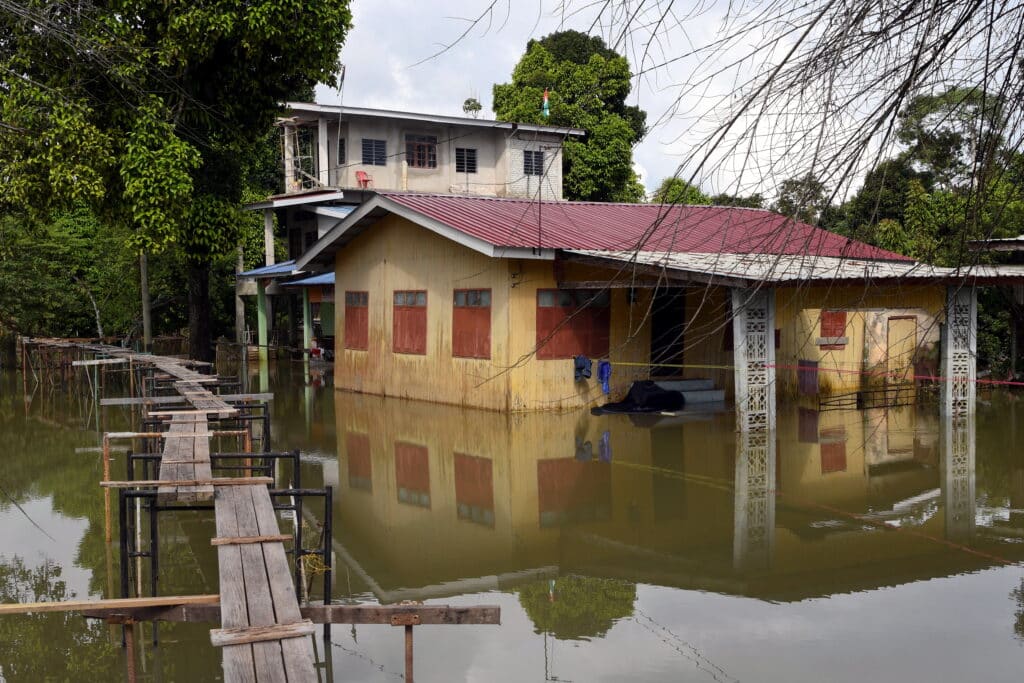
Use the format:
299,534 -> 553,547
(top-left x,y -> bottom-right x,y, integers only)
247,485 -> 318,681
234,484 -> 288,682
211,534 -> 292,547
72,358 -> 128,366
215,486 -> 258,682
101,477 -> 273,488
210,621 -> 316,647
0,594 -> 219,615
100,393 -> 273,406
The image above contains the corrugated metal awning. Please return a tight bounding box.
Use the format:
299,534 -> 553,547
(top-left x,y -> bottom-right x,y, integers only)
282,272 -> 334,287
236,260 -> 299,279
565,250 -> 1024,286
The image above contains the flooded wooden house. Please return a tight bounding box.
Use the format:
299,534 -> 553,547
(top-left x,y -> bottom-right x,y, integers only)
293,191 -> 1009,414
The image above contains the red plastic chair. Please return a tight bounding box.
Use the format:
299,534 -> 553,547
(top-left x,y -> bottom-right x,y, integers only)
355,170 -> 373,189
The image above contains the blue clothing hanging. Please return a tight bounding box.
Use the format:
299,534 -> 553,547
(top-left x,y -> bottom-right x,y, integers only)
597,360 -> 612,394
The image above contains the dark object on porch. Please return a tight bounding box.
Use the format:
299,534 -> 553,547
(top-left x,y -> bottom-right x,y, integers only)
574,355 -> 593,381
591,380 -> 685,414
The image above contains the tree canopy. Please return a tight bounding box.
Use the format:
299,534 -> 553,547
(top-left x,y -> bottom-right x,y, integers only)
493,30 -> 646,202
652,177 -> 710,205
0,0 -> 353,358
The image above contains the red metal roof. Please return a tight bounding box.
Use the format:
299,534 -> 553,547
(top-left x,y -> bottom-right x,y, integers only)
381,192 -> 912,262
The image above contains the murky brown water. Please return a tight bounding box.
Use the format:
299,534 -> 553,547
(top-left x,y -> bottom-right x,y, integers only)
2,362 -> 1024,681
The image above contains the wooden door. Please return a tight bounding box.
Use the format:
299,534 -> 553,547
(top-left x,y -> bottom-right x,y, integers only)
887,317 -> 917,384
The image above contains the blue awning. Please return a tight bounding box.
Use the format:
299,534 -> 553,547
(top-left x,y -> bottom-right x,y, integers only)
237,260 -> 299,278
282,272 -> 335,287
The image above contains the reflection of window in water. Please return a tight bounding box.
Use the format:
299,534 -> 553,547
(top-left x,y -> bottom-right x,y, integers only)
395,442 -> 431,508
820,427 -> 848,474
537,458 -> 611,528
454,453 -> 495,527
346,432 -> 372,492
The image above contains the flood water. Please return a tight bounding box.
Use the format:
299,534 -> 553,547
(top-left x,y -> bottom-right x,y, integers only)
2,362 -> 1024,681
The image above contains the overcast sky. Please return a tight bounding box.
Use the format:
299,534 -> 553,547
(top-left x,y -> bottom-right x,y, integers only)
314,0 -> 726,196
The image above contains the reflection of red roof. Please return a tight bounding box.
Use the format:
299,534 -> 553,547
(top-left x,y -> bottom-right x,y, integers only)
382,192 -> 912,262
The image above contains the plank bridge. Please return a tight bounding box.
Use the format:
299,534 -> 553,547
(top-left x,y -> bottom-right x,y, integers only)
9,339 -> 501,682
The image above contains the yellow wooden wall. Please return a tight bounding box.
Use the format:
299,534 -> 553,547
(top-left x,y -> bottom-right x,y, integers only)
333,216 -> 656,411
334,215 -> 514,410
678,284 -> 947,399
774,284 -> 945,397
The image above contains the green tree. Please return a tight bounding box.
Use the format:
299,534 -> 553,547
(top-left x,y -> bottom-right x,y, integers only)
0,1 -> 353,360
709,192 -> 765,209
493,31 -> 646,202
653,177 -> 710,205
772,174 -> 829,224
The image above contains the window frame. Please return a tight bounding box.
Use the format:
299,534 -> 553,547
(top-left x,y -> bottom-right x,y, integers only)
361,138 -> 386,166
455,147 -> 478,174
405,134 -> 438,169
523,149 -> 544,176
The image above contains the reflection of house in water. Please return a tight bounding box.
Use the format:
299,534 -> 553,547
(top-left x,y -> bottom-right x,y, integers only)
318,392 -> 1021,610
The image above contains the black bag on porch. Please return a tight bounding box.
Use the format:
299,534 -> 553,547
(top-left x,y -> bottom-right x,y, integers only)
591,380 -> 685,415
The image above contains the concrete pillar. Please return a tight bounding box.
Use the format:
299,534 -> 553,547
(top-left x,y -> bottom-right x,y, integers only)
941,285 -> 977,417
732,287 -> 776,432
941,413 -> 976,542
257,280 -> 268,365
302,288 -> 313,354
263,209 -> 275,266
318,117 -> 330,187
733,430 -> 776,571
283,125 -> 298,193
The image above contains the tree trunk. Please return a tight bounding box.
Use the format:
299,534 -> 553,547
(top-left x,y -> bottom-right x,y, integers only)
187,261 -> 214,362
140,252 -> 152,352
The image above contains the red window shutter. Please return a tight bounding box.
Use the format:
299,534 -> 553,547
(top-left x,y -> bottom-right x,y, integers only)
452,290 -> 491,359
821,310 -> 846,338
395,442 -> 430,507
536,290 -> 610,359
345,303 -> 368,350
393,291 -> 427,355
346,433 -> 372,490
536,291 -> 572,359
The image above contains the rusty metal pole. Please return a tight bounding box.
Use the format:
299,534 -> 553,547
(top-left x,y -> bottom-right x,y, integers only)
405,624 -> 414,683
104,433 -> 112,543
123,620 -> 138,683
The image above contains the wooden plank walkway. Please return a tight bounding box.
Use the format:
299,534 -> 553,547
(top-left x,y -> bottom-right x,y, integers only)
158,414 -> 214,503
29,339 -> 314,682
215,485 -> 316,682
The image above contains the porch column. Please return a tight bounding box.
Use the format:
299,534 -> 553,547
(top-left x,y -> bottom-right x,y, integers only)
941,413 -> 976,542
257,280 -> 268,365
317,117 -> 330,187
941,286 -> 977,417
263,209 -> 276,266
283,125 -> 298,193
732,287 -> 777,432
732,430 -> 776,571
302,288 -> 313,357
